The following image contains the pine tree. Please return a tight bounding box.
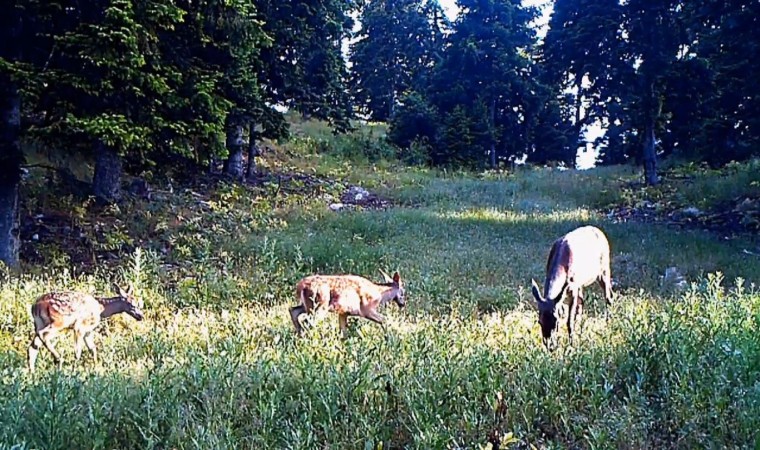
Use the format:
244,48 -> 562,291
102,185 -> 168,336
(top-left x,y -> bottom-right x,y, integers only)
541,0 -> 626,163
430,0 -> 537,167
0,1 -> 24,267
350,0 -> 447,121
36,0 -> 190,201
622,0 -> 685,184
683,0 -> 760,164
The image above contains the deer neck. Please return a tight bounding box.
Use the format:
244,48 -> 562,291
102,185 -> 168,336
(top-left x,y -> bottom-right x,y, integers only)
97,296 -> 127,319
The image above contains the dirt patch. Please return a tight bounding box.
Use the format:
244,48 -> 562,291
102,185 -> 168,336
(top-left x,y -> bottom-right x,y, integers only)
606,194 -> 760,237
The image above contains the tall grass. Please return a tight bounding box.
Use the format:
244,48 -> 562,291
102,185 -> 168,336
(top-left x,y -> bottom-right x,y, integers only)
2,145 -> 760,448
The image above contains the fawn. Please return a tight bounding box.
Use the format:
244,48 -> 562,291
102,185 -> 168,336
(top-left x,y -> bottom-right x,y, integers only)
28,284 -> 144,372
290,269 -> 405,337
530,225 -> 613,349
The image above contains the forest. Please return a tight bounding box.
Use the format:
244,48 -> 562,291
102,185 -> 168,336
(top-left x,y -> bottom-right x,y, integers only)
1,0 -> 760,448
2,0 -> 760,266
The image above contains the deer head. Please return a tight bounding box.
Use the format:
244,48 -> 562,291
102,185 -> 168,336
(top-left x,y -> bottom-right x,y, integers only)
113,283 -> 145,321
380,269 -> 405,308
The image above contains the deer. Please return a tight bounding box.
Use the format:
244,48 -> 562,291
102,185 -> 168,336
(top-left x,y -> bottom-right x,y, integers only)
530,225 -> 613,350
290,269 -> 405,337
27,284 -> 144,372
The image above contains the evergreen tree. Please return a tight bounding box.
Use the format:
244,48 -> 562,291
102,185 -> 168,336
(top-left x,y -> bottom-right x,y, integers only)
350,0 -> 447,121
222,0 -> 358,179
36,0 -> 195,200
541,0 -> 626,164
0,0 -> 71,265
0,1 -> 25,267
622,0 -> 685,184
430,0 -> 537,167
684,1 -> 760,165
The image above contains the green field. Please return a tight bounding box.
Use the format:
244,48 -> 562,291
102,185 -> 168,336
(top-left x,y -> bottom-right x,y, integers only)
1,147 -> 759,449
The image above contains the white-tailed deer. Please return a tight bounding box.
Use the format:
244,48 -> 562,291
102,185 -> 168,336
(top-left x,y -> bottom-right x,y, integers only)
290,269 -> 405,337
530,226 -> 613,349
28,284 -> 144,372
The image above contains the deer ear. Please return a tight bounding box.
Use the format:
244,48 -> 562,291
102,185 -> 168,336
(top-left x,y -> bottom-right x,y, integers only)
379,268 -> 393,283
113,283 -> 126,297
530,279 -> 544,304
393,271 -> 400,283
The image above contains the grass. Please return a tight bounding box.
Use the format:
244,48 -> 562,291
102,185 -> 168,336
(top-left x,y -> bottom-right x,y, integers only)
2,138 -> 760,448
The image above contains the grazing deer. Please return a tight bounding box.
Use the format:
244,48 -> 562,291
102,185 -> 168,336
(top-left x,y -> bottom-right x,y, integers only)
27,284 -> 144,372
530,226 -> 613,349
290,269 -> 405,337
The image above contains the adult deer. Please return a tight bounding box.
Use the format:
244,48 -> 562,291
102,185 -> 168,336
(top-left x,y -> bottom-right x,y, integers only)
530,226 -> 613,349
290,269 -> 405,337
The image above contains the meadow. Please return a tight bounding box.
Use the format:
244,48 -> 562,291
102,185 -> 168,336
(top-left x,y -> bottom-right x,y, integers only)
1,132 -> 759,449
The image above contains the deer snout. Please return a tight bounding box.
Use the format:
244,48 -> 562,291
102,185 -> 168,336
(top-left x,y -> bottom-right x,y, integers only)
130,308 -> 145,321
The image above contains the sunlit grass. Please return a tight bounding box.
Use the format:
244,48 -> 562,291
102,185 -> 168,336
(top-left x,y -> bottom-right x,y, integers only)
2,148 -> 760,448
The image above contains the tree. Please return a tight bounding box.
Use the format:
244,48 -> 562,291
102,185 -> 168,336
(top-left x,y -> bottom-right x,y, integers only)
350,0 -> 447,121
220,0 -> 358,179
34,0 -> 191,201
0,2 -> 24,267
540,0 -> 627,164
622,0 -> 685,184
681,0 -> 760,165
430,0 -> 537,168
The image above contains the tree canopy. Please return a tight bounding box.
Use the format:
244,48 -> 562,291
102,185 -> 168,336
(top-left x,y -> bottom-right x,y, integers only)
1,0 -> 759,266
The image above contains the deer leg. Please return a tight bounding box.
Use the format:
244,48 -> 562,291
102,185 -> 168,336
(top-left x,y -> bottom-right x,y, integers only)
566,292 -> 577,345
363,310 -> 387,331
598,274 -> 613,319
74,329 -> 84,361
84,332 -> 98,363
28,335 -> 43,373
338,314 -> 349,338
600,271 -> 613,305
36,327 -> 63,367
289,305 -> 306,335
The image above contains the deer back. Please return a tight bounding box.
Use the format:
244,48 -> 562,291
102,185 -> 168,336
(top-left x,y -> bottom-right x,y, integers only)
297,274 -> 399,313
32,292 -> 102,331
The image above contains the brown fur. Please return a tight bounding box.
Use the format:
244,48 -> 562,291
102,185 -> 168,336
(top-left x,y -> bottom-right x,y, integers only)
290,271 -> 405,337
531,226 -> 613,349
28,285 -> 144,372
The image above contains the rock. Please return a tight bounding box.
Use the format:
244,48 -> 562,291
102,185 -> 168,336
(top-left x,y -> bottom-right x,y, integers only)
329,203 -> 345,212
682,206 -> 702,216
344,185 -> 371,203
32,234 -> 39,241
661,266 -> 687,292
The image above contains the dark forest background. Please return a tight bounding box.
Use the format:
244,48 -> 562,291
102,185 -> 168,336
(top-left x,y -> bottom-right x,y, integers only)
2,0 -> 759,267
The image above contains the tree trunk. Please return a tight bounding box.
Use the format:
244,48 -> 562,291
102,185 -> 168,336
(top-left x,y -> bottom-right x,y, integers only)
0,0 -> 24,267
0,79 -> 22,268
0,181 -> 19,269
642,119 -> 659,185
224,123 -> 245,179
246,123 -> 260,181
489,97 -> 497,169
93,140 -> 123,203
